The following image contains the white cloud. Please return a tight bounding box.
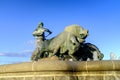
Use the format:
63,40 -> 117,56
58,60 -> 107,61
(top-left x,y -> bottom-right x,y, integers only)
0,51 -> 32,57
0,52 -> 5,56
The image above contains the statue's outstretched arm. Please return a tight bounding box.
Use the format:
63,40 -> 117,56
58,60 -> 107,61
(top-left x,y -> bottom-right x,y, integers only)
44,28 -> 52,34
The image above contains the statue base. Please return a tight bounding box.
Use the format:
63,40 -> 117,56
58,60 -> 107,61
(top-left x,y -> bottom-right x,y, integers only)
0,60 -> 120,80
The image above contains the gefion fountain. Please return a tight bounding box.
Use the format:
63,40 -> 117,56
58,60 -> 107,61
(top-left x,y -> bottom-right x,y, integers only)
0,23 -> 120,80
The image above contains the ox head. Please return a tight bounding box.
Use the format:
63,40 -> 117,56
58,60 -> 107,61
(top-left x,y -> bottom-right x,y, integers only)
64,24 -> 88,43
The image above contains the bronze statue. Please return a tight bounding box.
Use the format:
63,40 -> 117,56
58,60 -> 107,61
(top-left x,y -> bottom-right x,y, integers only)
31,22 -> 52,61
32,22 -> 52,41
31,23 -> 104,61
32,24 -> 88,61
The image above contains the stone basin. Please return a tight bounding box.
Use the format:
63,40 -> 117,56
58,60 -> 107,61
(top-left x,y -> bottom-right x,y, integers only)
0,60 -> 120,80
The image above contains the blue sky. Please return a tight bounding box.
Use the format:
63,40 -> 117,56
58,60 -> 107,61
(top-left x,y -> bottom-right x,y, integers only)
0,0 -> 120,64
